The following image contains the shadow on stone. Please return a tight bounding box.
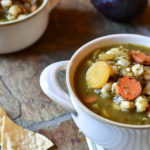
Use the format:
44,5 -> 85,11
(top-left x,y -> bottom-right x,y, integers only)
48,145 -> 58,150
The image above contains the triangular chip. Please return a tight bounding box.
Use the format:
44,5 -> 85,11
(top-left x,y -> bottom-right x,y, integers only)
0,107 -> 7,145
2,116 -> 53,150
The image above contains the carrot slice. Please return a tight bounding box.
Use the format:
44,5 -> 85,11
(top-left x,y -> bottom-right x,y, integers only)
130,50 -> 150,65
84,95 -> 97,104
116,76 -> 142,100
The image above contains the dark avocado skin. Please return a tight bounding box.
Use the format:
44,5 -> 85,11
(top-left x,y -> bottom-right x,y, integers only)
91,0 -> 148,22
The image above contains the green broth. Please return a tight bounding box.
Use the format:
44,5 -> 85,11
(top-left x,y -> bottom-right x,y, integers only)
74,44 -> 150,125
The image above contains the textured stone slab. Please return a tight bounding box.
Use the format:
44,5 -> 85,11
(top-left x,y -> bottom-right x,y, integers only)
38,119 -> 89,150
0,55 -> 68,122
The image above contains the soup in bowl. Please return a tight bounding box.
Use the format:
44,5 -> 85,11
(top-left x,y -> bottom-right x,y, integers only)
40,34 -> 150,150
75,44 -> 150,125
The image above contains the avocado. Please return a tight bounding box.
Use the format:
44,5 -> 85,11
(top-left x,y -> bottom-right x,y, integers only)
91,0 -> 148,22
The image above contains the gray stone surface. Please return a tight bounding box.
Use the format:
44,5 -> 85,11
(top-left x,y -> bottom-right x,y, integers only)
0,0 -> 150,149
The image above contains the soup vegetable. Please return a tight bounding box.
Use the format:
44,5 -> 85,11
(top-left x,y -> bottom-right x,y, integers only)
75,44 -> 150,125
0,0 -> 43,22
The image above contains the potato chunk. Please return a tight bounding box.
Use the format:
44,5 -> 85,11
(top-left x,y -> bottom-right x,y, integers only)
9,5 -> 21,16
101,83 -> 112,98
120,100 -> 135,111
111,82 -> 117,95
132,64 -> 143,76
1,0 -> 12,8
135,96 -> 149,112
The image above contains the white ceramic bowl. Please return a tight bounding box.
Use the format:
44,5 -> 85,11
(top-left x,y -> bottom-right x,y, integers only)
40,34 -> 150,150
0,0 -> 59,54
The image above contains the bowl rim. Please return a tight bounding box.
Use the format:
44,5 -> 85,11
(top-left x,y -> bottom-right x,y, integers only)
0,0 -> 48,26
67,33 -> 150,129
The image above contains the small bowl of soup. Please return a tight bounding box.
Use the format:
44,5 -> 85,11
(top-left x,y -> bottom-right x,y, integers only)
0,0 -> 59,53
40,34 -> 150,150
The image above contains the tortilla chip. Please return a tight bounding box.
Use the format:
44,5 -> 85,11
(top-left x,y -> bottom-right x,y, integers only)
1,116 -> 53,150
0,107 -> 7,145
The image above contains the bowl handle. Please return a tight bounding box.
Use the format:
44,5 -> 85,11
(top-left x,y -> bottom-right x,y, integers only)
46,0 -> 60,13
40,61 -> 77,115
